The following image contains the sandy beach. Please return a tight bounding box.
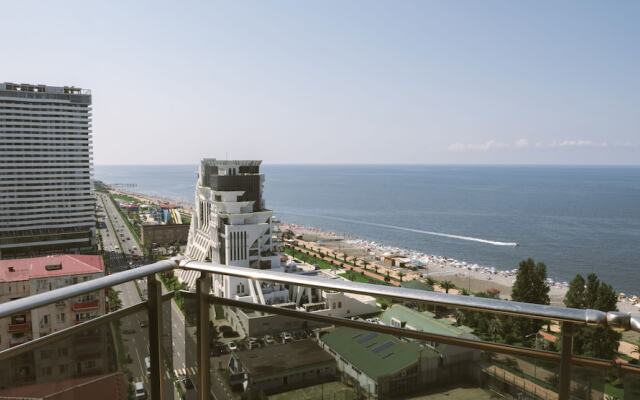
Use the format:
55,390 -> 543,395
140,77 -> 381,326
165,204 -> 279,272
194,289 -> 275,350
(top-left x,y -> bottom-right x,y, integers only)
284,223 -> 640,312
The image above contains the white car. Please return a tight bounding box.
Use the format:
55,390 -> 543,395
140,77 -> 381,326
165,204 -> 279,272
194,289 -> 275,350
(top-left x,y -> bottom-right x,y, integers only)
280,332 -> 293,343
134,381 -> 147,399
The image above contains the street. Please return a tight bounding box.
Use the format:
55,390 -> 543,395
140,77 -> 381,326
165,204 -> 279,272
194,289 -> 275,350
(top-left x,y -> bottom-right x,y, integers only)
100,190 -> 238,400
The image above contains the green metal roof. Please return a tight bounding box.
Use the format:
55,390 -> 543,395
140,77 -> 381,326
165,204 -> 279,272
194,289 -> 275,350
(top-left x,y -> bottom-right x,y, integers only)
320,327 -> 439,380
380,305 -> 475,338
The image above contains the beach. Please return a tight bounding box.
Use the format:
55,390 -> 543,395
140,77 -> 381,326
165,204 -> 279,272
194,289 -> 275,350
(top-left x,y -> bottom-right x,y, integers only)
283,223 -> 640,313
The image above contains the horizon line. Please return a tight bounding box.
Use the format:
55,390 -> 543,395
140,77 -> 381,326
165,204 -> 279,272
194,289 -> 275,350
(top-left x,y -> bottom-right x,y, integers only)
94,162 -> 640,167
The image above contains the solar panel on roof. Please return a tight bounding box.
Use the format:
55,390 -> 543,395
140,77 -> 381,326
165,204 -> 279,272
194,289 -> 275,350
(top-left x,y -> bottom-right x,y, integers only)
371,341 -> 394,353
357,332 -> 378,344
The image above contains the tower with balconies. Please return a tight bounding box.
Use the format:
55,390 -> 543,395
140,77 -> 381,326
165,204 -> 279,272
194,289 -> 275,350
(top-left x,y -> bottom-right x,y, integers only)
0,83 -> 96,258
186,159 -> 284,303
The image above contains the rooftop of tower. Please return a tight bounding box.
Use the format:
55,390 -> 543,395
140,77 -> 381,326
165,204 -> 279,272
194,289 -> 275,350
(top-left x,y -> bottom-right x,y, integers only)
0,82 -> 91,95
201,159 -> 262,168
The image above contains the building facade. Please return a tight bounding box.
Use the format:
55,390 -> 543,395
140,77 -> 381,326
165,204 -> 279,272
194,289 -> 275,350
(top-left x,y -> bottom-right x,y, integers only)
0,83 -> 95,258
186,159 -> 282,302
0,255 -> 108,386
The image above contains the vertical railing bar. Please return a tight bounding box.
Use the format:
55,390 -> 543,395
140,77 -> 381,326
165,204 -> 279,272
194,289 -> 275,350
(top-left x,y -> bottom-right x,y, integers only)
147,273 -> 165,400
558,321 -> 574,400
196,271 -> 211,400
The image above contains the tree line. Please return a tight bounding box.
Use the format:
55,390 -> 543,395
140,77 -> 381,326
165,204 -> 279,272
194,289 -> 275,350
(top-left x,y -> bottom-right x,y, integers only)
456,258 -> 620,359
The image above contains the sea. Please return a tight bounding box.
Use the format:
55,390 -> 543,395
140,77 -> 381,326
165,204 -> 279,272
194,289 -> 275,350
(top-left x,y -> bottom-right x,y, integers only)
95,165 -> 640,295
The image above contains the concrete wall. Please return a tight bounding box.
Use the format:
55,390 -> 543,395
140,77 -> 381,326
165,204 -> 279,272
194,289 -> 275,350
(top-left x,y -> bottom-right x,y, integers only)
141,224 -> 190,246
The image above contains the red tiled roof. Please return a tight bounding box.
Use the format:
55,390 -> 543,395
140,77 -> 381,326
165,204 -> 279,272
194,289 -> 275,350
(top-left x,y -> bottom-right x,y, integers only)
0,255 -> 104,283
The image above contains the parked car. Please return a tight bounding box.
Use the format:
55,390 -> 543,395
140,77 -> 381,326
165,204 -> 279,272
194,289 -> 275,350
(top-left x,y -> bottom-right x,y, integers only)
263,335 -> 276,345
134,381 -> 147,399
246,337 -> 260,350
280,332 -> 293,343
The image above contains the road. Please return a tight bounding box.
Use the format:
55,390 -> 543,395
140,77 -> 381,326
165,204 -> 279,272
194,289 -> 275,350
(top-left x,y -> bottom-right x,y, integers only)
102,190 -> 236,400
97,192 -> 143,273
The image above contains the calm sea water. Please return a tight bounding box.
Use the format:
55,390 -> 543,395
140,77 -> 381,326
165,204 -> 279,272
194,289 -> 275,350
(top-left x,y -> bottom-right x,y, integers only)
95,165 -> 640,294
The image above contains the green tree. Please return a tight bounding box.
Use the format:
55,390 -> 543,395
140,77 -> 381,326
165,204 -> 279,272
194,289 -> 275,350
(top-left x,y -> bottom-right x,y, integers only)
440,281 -> 454,294
510,258 -> 550,342
564,274 -> 586,308
564,273 -> 621,359
511,258 -> 550,305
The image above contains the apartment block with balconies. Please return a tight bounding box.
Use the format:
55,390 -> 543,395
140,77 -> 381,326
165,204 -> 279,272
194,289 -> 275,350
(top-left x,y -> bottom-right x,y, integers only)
0,82 -> 96,258
0,255 -> 105,350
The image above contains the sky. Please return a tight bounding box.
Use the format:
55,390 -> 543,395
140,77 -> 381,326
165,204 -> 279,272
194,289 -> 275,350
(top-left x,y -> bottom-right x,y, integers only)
2,1 -> 639,165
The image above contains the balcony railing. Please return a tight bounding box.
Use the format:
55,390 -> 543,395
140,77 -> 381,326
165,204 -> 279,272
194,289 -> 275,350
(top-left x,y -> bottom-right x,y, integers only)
72,299 -> 99,312
0,257 -> 637,400
8,321 -> 31,333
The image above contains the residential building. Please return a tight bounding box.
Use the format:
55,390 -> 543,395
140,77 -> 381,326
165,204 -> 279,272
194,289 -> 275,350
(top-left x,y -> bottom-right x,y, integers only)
319,327 -> 441,399
186,159 -> 282,301
0,255 -> 108,385
379,304 -> 480,372
0,83 -> 96,257
228,340 -> 336,395
183,160 -> 378,336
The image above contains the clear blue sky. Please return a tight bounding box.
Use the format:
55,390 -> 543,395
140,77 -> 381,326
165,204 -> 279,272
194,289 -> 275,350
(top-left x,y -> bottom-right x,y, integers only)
3,1 -> 639,165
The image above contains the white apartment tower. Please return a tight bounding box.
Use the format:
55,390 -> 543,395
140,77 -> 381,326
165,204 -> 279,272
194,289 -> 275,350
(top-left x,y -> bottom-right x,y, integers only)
0,83 -> 96,257
186,159 -> 284,302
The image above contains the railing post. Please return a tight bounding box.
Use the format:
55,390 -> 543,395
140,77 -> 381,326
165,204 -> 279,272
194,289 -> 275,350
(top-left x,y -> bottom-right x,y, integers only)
147,273 -> 165,400
558,321 -> 574,400
196,272 -> 211,400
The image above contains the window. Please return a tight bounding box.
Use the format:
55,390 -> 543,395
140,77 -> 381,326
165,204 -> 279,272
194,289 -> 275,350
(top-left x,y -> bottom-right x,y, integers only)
58,347 -> 68,357
58,364 -> 68,374
40,349 -> 53,360
338,302 -> 342,308
56,313 -> 66,323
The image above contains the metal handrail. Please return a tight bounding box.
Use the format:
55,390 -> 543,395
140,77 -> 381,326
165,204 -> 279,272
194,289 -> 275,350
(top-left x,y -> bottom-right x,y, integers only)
0,258 -> 178,319
180,260 -> 640,332
0,257 -> 637,332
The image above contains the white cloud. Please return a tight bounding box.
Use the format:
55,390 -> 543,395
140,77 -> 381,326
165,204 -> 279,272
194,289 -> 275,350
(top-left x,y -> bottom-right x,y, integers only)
448,140 -> 511,152
547,140 -> 608,148
447,138 -> 629,152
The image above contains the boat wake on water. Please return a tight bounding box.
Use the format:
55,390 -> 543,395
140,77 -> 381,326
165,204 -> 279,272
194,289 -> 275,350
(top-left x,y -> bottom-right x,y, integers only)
281,212 -> 519,247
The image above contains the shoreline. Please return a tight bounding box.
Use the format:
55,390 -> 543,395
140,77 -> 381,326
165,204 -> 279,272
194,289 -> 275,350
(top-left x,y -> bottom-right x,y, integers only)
102,185 -> 639,313
283,223 -> 640,313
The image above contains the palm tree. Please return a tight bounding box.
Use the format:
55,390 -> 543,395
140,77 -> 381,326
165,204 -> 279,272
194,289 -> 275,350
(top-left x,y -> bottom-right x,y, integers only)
440,281 -> 455,294
398,272 -> 405,282
362,260 -> 369,271
426,277 -> 436,287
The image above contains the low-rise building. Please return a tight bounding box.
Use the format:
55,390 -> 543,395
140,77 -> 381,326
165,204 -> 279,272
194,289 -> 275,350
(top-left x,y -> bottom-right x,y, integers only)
380,305 -> 480,374
0,255 -> 109,386
319,327 -> 441,399
228,340 -> 336,396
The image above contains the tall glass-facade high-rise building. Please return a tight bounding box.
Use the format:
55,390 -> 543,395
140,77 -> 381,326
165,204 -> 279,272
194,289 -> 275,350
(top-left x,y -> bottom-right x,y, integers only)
0,83 -> 96,257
